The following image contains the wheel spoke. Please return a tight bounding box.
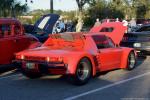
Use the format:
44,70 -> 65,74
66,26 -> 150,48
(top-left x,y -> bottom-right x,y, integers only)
129,53 -> 135,69
77,62 -> 89,81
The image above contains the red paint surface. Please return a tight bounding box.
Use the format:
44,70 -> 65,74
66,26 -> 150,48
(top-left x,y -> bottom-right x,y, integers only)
16,22 -> 135,76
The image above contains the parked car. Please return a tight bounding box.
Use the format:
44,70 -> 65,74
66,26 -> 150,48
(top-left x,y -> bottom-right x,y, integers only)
136,18 -> 150,25
15,22 -> 136,85
120,24 -> 150,57
24,14 -> 60,42
0,18 -> 41,70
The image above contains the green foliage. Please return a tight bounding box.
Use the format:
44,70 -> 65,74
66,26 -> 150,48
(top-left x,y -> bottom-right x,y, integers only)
83,0 -> 150,27
0,0 -> 28,17
84,0 -> 124,26
25,9 -> 77,24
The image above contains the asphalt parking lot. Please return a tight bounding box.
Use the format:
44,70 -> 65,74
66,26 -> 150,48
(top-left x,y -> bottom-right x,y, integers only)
0,57 -> 150,100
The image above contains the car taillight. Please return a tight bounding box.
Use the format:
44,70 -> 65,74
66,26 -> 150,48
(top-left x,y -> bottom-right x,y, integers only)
46,57 -> 63,62
16,55 -> 24,60
16,55 -> 21,59
21,55 -> 25,60
46,57 -> 50,62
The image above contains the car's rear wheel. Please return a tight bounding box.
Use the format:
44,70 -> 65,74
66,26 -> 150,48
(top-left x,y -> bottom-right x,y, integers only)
68,58 -> 92,85
21,69 -> 42,79
126,51 -> 136,70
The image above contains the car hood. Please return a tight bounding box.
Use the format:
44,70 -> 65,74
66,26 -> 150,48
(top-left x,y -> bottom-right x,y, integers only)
90,22 -> 127,45
33,14 -> 60,34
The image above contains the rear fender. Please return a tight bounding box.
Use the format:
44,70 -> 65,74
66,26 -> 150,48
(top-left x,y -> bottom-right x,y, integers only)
67,54 -> 97,76
120,48 -> 136,69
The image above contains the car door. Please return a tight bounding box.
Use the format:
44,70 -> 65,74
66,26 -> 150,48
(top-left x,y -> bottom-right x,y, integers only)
0,24 -> 15,64
92,35 -> 122,71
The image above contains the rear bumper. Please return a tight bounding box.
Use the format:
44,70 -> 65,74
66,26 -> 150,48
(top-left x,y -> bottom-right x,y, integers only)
14,60 -> 68,75
121,42 -> 150,53
135,46 -> 150,52
135,48 -> 150,56
38,63 -> 67,75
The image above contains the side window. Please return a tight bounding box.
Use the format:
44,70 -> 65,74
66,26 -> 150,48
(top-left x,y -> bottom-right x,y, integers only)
100,27 -> 114,32
14,25 -> 21,35
0,24 -> 11,36
107,37 -> 115,48
0,25 -> 3,37
92,35 -> 110,49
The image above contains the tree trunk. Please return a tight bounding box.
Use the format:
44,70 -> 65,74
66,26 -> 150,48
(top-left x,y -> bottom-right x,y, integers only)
50,0 -> 53,13
76,10 -> 84,32
76,0 -> 85,32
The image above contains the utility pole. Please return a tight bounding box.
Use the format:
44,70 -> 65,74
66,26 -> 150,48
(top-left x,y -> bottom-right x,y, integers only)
50,0 -> 54,13
25,0 -> 53,13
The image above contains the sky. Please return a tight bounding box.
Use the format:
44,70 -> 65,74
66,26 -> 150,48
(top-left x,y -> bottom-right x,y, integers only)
19,0 -> 78,11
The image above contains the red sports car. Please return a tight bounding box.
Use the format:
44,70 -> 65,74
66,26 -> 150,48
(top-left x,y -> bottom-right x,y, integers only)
0,18 -> 41,68
15,22 -> 136,85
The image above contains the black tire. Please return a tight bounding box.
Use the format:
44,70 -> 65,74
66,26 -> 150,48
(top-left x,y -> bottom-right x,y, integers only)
68,58 -> 92,85
21,69 -> 42,79
126,51 -> 136,70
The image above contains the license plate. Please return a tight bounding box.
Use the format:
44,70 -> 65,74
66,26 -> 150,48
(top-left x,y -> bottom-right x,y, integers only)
26,63 -> 35,69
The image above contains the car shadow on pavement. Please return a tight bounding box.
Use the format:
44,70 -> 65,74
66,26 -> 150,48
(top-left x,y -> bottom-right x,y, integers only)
136,57 -> 147,67
3,74 -> 114,100
114,57 -> 150,99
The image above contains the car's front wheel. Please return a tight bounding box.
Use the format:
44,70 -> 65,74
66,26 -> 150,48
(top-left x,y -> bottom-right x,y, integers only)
68,58 -> 92,85
126,51 -> 136,70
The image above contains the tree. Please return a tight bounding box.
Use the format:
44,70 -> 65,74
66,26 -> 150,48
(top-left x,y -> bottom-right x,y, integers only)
112,0 -> 150,19
84,0 -> 124,26
0,0 -> 28,17
75,0 -> 97,31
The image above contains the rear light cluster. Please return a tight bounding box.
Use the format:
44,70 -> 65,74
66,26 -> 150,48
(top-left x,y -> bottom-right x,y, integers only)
16,55 -> 24,60
16,55 -> 63,63
46,57 -> 63,62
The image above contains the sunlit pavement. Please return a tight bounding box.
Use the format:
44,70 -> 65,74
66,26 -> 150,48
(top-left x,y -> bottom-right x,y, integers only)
0,57 -> 150,100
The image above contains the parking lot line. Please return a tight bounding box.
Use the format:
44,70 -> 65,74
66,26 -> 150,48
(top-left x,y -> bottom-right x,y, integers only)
0,69 -> 17,77
64,72 -> 150,100
0,74 -> 21,80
